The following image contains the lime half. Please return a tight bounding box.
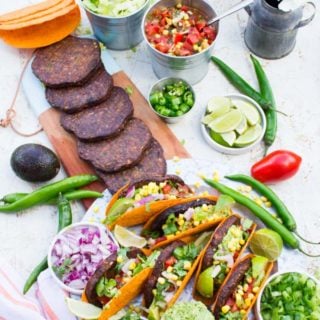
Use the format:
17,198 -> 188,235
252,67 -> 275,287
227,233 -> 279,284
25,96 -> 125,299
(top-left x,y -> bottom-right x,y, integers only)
234,124 -> 262,147
233,100 -> 260,126
66,298 -> 102,320
114,225 -> 147,248
207,96 -> 232,115
250,229 -> 283,261
208,110 -> 243,133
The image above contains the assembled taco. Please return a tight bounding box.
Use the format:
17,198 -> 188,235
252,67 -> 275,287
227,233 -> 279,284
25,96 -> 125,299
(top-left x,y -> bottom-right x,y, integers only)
105,175 -> 193,229
141,195 -> 234,250
212,254 -> 273,320
83,247 -> 160,319
143,240 -> 208,320
193,215 -> 256,305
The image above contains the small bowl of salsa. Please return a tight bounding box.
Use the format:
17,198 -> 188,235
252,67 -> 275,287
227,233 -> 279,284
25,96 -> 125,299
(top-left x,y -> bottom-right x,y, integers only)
142,0 -> 219,84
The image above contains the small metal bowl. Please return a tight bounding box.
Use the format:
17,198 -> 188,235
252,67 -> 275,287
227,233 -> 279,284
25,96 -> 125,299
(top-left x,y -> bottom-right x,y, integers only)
148,77 -> 196,124
201,94 -> 266,155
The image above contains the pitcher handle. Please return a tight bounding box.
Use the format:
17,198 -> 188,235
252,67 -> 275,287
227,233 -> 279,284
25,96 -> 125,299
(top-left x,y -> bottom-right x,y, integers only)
296,2 -> 316,28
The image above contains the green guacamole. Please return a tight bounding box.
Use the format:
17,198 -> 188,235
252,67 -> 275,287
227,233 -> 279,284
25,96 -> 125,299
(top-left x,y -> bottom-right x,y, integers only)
162,301 -> 215,320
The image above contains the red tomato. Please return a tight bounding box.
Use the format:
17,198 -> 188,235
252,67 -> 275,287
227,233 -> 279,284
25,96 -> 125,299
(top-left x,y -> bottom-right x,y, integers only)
165,256 -> 177,268
174,33 -> 184,44
251,150 -> 302,183
98,296 -> 111,306
155,43 -> 171,53
145,23 -> 160,36
186,27 -> 201,44
226,297 -> 235,306
196,20 -> 206,31
162,184 -> 172,194
203,26 -> 216,41
181,5 -> 189,11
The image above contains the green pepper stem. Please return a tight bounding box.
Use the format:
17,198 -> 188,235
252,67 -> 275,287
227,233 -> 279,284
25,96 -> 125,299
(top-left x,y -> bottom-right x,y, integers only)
294,231 -> 320,245
299,247 -> 320,257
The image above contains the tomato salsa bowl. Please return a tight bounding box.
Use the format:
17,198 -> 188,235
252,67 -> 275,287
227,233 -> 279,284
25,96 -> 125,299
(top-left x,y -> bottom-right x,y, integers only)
142,0 -> 219,84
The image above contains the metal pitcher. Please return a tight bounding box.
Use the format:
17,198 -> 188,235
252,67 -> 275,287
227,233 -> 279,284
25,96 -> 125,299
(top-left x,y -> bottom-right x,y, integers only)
244,0 -> 316,59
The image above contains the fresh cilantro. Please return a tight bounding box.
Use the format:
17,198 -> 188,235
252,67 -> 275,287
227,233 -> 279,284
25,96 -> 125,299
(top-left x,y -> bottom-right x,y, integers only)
96,277 -> 118,298
52,258 -> 72,278
119,310 -> 142,320
141,229 -> 161,239
173,243 -> 198,261
162,213 -> 178,235
132,251 -> 160,276
172,260 -> 187,278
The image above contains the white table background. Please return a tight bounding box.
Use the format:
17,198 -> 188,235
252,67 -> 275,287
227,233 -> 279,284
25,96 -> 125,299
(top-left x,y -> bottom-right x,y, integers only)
0,0 -> 320,287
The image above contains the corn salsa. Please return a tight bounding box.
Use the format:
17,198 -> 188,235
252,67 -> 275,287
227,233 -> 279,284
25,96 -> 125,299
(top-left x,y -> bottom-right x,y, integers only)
145,4 -> 217,56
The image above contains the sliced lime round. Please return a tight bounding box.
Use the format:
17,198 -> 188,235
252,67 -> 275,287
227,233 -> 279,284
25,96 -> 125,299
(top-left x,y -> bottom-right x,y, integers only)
208,109 -> 244,133
207,96 -> 232,115
233,100 -> 260,126
234,124 -> 262,147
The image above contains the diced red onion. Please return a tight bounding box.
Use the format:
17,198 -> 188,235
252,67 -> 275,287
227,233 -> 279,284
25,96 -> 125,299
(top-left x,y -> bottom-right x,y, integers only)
184,208 -> 195,221
125,186 -> 135,198
214,254 -> 234,268
211,265 -> 222,278
121,259 -> 136,274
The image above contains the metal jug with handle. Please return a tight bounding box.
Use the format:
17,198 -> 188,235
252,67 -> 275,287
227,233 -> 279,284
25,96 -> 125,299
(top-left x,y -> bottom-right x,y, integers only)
244,0 -> 316,59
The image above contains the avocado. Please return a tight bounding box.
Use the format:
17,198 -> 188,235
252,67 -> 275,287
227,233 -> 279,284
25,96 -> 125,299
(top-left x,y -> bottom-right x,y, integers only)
10,144 -> 60,182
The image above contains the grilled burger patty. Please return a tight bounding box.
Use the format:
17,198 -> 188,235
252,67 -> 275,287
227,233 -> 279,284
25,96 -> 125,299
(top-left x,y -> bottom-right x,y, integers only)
60,87 -> 134,141
45,66 -> 113,113
78,118 -> 152,173
97,139 -> 167,194
32,36 -> 101,88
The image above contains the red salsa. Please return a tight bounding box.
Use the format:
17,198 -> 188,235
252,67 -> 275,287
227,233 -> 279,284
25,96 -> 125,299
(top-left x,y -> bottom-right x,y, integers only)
145,4 -> 217,56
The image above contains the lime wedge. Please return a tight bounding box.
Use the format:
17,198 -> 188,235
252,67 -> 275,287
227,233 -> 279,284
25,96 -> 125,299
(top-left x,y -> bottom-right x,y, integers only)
114,225 -> 147,248
220,131 -> 236,146
208,110 -> 243,133
209,130 -> 229,147
235,117 -> 248,135
234,124 -> 262,147
196,266 -> 215,298
207,96 -> 232,115
250,229 -> 283,261
66,298 -> 102,320
233,100 -> 260,126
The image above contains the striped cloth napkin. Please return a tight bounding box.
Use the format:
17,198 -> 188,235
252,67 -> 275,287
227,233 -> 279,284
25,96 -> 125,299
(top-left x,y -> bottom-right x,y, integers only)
0,262 -> 77,320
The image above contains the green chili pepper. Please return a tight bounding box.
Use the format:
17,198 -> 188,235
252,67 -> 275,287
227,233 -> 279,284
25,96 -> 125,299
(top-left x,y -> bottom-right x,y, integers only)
1,190 -> 103,205
0,175 -> 97,213
203,178 -> 320,257
211,56 -> 272,110
250,55 -> 277,154
23,194 -> 73,294
225,174 -> 320,245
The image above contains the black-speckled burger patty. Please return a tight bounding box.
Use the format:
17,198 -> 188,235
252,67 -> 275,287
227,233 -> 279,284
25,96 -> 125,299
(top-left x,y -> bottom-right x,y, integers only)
45,66 -> 113,113
78,118 -> 152,173
32,36 -> 101,88
60,87 -> 133,141
97,139 -> 167,194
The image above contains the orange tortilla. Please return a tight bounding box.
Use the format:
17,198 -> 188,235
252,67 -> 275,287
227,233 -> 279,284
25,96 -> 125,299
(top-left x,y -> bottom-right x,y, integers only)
0,0 -> 74,26
192,215 -> 257,306
0,0 -> 64,23
82,268 -> 153,320
0,5 -> 80,48
211,254 -> 274,319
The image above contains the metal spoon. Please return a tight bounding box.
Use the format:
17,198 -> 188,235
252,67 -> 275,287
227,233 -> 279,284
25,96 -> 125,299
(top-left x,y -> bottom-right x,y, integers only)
207,0 -> 254,25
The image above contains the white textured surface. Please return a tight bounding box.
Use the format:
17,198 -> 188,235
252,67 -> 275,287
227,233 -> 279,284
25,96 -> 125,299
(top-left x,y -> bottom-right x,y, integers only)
0,0 -> 320,293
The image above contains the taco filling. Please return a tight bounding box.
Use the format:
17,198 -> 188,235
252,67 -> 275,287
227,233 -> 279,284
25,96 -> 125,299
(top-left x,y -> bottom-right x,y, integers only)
214,256 -> 269,320
144,241 -> 204,320
106,175 -> 192,225
196,217 -> 254,299
143,198 -> 233,247
85,248 -> 160,308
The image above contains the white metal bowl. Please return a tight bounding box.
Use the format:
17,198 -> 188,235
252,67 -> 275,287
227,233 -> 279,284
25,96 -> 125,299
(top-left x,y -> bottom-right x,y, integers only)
255,270 -> 320,320
201,94 -> 266,155
47,222 -> 118,295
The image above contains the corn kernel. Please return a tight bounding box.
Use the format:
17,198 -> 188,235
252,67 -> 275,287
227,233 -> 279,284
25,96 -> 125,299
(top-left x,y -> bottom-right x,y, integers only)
117,256 -> 124,263
176,3 -> 182,8
159,182 -> 166,188
179,214 -> 184,219
243,284 -> 249,292
194,181 -> 201,189
171,28 -> 177,34
254,198 -> 263,206
123,277 -> 130,283
162,30 -> 169,36
265,201 -> 272,208
236,293 -> 242,301
155,34 -> 161,39
129,262 -> 136,270
165,17 -> 172,25
167,266 -> 173,272
221,305 -> 230,314
247,277 -> 252,283
193,220 -> 199,226
178,219 -> 184,226
244,185 -> 252,192
176,280 -> 182,287
93,206 -> 99,213
252,286 -> 259,293
239,239 -> 245,245
158,277 -> 165,285
135,194 -> 141,201
175,169 -> 181,175
240,309 -> 246,315
248,293 -> 254,300
202,191 -> 209,196
176,231 -> 181,235
197,172 -> 205,179
193,44 -> 199,51
245,298 -> 251,307
184,261 -> 192,270
238,290 -> 244,296
167,235 -> 175,239
169,274 -> 178,281
152,289 -> 157,295
261,196 -> 268,202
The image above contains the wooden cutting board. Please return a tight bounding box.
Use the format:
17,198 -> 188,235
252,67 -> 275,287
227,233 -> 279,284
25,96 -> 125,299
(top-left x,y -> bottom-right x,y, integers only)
23,50 -> 190,208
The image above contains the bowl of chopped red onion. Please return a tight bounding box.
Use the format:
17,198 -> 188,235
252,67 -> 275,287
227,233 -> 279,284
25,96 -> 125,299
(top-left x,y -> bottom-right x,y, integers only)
48,222 -> 119,295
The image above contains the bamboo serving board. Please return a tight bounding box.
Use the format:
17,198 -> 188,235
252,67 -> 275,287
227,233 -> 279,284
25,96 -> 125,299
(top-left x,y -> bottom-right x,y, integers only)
23,49 -> 190,208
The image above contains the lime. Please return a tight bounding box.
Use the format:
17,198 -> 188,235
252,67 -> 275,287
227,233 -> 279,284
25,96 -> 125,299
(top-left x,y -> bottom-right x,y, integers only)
196,266 -> 215,298
105,198 -> 134,225
234,124 -> 262,147
114,225 -> 147,248
209,130 -> 229,147
220,131 -> 236,146
208,110 -> 244,133
250,229 -> 283,261
235,117 -> 248,135
207,96 -> 232,115
66,298 -> 102,320
233,100 -> 260,126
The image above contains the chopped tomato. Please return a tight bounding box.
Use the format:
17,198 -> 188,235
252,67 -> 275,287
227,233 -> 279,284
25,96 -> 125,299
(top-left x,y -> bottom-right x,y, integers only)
186,28 -> 201,44
174,33 -> 184,44
196,20 -> 206,31
226,297 -> 235,306
162,184 -> 172,194
181,5 -> 189,12
231,303 -> 239,312
145,23 -> 160,36
98,296 -> 111,306
203,26 -> 216,40
155,43 -> 171,53
165,256 -> 177,267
